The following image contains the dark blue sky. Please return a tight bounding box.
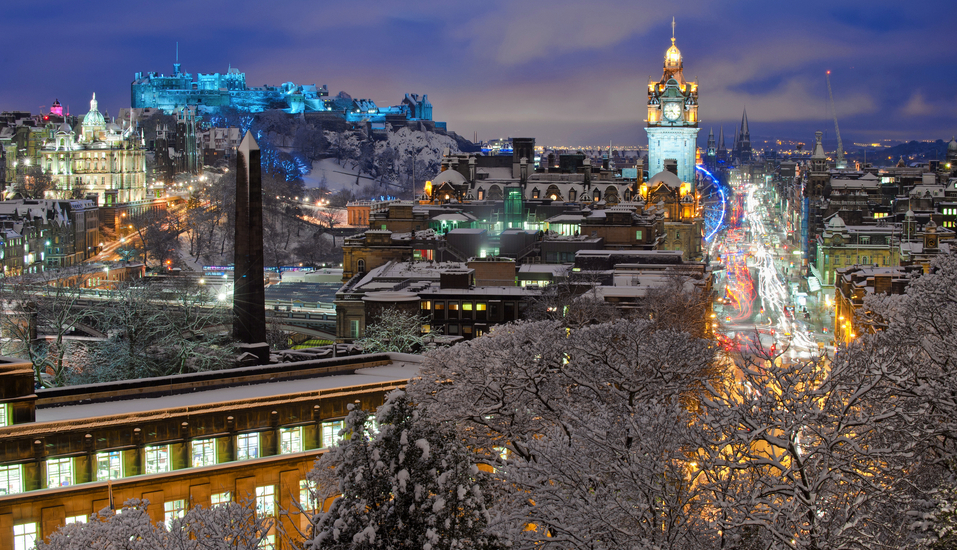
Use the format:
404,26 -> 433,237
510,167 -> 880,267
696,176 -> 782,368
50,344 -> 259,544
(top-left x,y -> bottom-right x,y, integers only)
2,0 -> 955,147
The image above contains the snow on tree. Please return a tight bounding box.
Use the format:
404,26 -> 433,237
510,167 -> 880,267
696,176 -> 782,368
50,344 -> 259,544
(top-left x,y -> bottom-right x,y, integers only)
501,400 -> 714,549
307,390 -> 503,550
696,351 -> 923,550
356,307 -> 431,354
38,498 -> 272,550
410,318 -> 717,463
862,252 -> 957,462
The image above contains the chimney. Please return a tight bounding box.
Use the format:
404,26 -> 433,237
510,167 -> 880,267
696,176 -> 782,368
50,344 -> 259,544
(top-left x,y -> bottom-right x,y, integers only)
583,157 -> 592,187
520,157 -> 528,185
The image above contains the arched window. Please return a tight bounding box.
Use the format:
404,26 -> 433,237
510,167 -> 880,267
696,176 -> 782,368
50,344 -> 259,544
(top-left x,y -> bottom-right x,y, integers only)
357,259 -> 365,273
477,188 -> 484,200
569,189 -> 577,201
531,187 -> 540,199
593,189 -> 601,202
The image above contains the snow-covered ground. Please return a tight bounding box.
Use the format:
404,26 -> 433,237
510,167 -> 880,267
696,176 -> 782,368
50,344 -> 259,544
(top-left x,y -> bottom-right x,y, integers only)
302,158 -> 375,191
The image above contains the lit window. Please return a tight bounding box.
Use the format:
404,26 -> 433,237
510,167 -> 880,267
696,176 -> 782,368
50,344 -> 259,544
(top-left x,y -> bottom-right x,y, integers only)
256,485 -> 275,517
321,420 -> 345,449
211,491 -> 231,507
279,427 -> 302,455
636,230 -> 643,240
47,457 -> 73,488
259,534 -> 275,549
191,439 -> 217,467
237,433 -> 260,461
0,464 -> 22,495
96,451 -> 122,481
476,303 -> 487,311
299,479 -> 319,511
462,303 -> 473,311
145,445 -> 170,474
14,522 -> 37,550
65,514 -> 88,525
164,499 -> 185,527
0,404 -> 8,427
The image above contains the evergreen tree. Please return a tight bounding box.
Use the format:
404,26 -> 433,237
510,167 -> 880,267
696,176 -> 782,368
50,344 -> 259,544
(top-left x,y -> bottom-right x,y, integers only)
308,391 -> 502,550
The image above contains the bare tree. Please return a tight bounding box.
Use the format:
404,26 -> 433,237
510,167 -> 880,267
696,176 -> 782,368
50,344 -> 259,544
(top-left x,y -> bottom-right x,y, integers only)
38,497 -> 274,550
697,352 -> 922,550
13,165 -> 53,199
0,272 -> 96,388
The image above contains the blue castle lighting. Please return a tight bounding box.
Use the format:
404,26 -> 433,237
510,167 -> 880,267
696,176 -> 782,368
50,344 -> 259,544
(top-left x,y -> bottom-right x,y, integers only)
131,61 -> 438,126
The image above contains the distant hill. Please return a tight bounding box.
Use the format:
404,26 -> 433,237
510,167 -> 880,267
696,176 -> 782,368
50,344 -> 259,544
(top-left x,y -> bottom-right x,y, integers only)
847,139 -> 949,167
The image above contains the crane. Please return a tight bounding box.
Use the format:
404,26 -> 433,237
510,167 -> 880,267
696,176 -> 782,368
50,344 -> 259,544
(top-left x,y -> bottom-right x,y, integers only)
826,71 -> 847,170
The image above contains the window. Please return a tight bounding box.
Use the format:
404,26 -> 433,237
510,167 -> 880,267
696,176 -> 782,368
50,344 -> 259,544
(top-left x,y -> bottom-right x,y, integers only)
259,534 -> 275,549
462,303 -> 473,311
164,499 -> 185,527
145,445 -> 170,474
476,303 -> 487,311
47,457 -> 73,487
191,439 -> 217,467
65,515 -> 88,525
860,236 -> 871,245
420,300 -> 431,310
96,451 -> 122,481
321,420 -> 345,449
279,427 -> 303,455
0,404 -> 7,427
211,491 -> 231,507
14,522 -> 36,550
0,464 -> 22,495
636,230 -> 643,241
300,479 -> 319,511
237,433 -> 259,460
256,485 -> 275,517
356,259 -> 365,273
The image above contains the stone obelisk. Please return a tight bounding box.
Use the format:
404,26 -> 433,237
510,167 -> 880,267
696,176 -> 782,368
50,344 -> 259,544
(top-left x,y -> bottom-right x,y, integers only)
233,132 -> 268,363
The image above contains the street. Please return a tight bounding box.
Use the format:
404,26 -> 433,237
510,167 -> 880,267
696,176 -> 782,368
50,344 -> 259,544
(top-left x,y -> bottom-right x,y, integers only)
710,177 -> 828,361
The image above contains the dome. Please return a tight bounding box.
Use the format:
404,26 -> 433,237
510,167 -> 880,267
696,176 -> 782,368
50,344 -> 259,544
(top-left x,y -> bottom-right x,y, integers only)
948,136 -> 957,152
828,214 -> 846,230
431,168 -> 468,187
664,38 -> 681,69
647,169 -> 683,189
82,93 -> 105,127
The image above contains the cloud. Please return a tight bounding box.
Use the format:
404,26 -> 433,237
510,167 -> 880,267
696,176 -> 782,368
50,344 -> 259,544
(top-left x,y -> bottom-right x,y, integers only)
901,92 -> 934,117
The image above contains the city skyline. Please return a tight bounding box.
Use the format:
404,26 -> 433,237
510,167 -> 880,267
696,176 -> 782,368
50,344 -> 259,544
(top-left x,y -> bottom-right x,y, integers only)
2,0 -> 955,146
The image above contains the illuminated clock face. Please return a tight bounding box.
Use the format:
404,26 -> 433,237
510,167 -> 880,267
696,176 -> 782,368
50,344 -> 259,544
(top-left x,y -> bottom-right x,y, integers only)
663,103 -> 681,121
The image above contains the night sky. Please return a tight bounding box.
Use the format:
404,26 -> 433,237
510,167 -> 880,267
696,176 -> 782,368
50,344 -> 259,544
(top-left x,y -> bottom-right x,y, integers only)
2,0 -> 956,148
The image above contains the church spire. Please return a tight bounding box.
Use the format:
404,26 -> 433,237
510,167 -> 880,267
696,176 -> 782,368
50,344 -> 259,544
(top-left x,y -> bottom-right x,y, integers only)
740,107 -> 750,138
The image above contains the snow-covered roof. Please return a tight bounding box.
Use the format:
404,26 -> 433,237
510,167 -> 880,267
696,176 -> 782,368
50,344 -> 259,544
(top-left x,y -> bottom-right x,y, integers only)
35,362 -> 423,424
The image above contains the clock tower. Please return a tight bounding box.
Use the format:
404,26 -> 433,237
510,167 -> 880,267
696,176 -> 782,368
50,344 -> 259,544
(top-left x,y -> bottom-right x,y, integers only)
645,21 -> 699,183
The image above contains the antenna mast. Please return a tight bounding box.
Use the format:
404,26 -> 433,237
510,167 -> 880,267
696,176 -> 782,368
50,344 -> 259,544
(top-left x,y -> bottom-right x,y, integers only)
825,71 -> 847,170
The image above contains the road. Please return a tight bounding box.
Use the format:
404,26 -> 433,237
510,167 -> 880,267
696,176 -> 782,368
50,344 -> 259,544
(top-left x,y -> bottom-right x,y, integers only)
711,178 -> 826,361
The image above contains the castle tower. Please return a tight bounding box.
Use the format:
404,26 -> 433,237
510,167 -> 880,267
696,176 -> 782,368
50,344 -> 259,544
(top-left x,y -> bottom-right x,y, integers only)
645,19 -> 700,183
